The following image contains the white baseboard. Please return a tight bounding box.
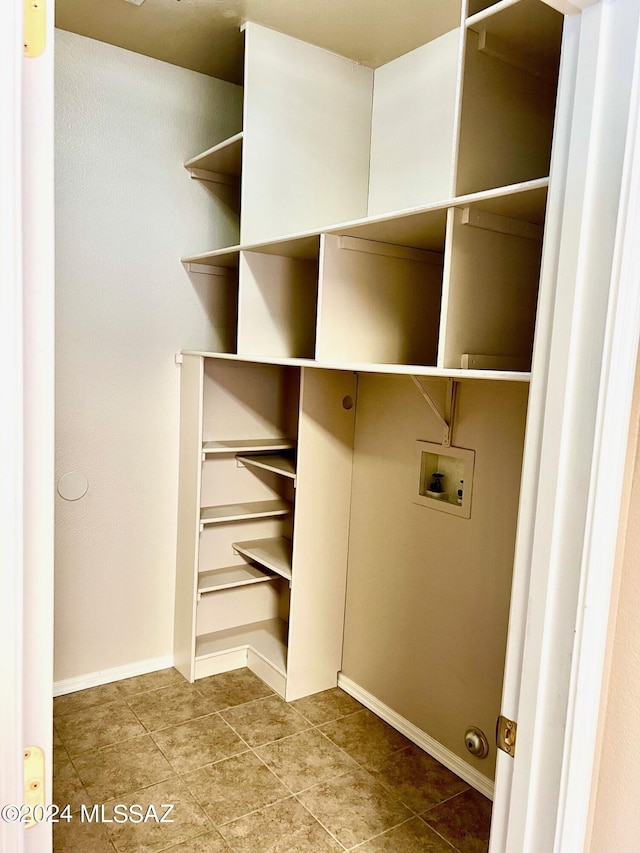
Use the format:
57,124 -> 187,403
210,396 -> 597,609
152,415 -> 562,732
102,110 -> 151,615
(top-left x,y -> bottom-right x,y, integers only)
337,674 -> 494,800
53,655 -> 175,697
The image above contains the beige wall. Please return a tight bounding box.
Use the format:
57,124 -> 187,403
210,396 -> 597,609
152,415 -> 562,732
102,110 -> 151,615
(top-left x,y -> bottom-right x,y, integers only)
54,31 -> 242,682
587,353 -> 640,852
342,375 -> 529,778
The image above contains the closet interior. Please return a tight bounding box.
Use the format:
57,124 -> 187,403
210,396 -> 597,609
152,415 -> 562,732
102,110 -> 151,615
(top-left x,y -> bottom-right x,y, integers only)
172,0 -> 563,790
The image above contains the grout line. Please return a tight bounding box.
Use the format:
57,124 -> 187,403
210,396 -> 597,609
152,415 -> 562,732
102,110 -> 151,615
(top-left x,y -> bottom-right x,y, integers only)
215,793 -> 299,828
214,714 -> 258,752
289,768 -> 354,797
421,785 -> 473,817
415,813 -> 461,853
154,823 -> 221,853
53,695 -> 130,720
201,690 -> 276,712
250,746 -> 297,796
293,794 -> 350,852
242,722 -> 315,750
346,816 -> 417,851
352,762 -> 423,818
217,692 -> 279,715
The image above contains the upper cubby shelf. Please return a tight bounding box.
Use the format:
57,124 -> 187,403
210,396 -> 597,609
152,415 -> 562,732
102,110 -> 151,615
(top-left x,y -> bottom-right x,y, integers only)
184,132 -> 243,183
184,350 -> 532,383
181,178 -> 548,267
181,179 -> 547,381
457,0 -> 563,196
466,0 -> 563,79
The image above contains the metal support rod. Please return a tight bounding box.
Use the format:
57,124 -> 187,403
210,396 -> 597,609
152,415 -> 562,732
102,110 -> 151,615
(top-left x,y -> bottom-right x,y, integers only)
410,376 -> 457,447
444,378 -> 457,448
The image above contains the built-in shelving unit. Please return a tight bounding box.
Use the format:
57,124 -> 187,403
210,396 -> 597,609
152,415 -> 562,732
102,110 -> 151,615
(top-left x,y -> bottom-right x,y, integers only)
175,2 -> 564,703
175,354 -> 356,698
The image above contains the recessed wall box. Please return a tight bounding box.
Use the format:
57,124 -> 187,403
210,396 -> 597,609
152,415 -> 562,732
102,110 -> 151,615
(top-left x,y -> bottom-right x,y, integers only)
414,441 -> 475,519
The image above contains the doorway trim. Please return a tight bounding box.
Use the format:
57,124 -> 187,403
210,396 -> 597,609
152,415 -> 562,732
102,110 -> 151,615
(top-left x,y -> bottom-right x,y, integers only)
491,1 -> 640,849
0,2 -> 27,851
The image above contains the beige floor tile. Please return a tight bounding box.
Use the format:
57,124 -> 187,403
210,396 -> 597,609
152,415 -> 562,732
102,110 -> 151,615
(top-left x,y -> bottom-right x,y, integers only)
103,778 -> 210,853
53,746 -> 90,814
182,751 -> 290,826
53,816 -> 116,853
320,709 -> 410,767
219,797 -> 343,853
367,744 -> 469,812
354,817 -> 457,852
195,669 -> 274,710
219,695 -> 309,748
54,683 -> 124,717
55,700 -> 147,757
422,788 -> 492,853
256,728 -> 358,793
297,767 -> 411,849
116,668 -> 187,698
53,724 -> 63,746
291,687 -> 363,725
72,734 -> 174,804
161,829 -> 230,851
151,714 -> 246,773
126,683 -> 214,732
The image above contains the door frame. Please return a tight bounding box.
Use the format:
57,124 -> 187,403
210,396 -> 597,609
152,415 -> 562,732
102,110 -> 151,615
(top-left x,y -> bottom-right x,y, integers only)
491,0 -> 640,850
0,1 -> 55,851
0,2 -> 28,850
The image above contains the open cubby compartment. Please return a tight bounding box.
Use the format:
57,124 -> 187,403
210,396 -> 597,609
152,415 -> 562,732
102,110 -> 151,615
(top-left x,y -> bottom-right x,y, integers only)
440,186 -> 546,372
456,0 -> 563,196
366,26 -> 460,215
240,23 -> 372,245
200,454 -> 295,512
184,131 -> 244,182
316,218 -> 446,366
194,576 -> 290,694
182,259 -> 239,354
202,359 -> 300,446
198,514 -> 293,580
236,236 -> 320,359
184,129 -> 243,247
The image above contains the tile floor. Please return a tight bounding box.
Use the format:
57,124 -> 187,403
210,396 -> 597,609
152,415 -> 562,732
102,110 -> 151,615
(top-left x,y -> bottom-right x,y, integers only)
53,668 -> 491,853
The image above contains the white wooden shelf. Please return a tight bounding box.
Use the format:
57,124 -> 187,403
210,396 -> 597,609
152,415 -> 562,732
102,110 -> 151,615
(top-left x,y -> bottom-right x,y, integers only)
236,453 -> 296,482
203,438 -> 295,455
180,178 -> 548,266
197,564 -> 275,595
195,618 -> 288,675
200,500 -> 290,526
183,246 -> 241,269
184,350 -> 532,383
232,537 -> 293,581
184,132 -> 244,177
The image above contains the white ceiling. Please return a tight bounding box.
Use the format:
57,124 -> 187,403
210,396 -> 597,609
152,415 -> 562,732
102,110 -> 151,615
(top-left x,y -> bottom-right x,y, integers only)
55,0 -> 461,85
